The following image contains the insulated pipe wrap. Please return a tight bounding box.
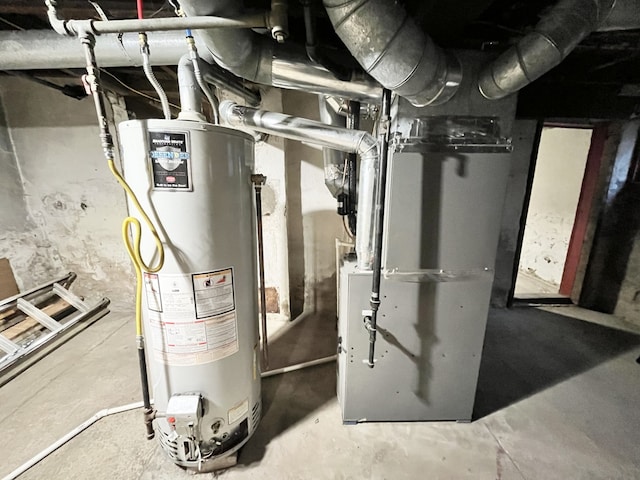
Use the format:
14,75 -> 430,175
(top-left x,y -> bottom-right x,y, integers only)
478,0 -> 616,99
323,0 -> 461,106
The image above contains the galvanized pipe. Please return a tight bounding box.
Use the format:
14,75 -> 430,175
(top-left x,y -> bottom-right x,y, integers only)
318,96 -> 348,198
179,0 -> 381,101
478,0 -> 617,99
597,0 -> 640,31
323,0 -> 462,106
220,101 -> 379,269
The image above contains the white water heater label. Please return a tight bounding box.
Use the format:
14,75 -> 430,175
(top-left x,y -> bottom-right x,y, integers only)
193,268 -> 235,318
143,273 -> 162,312
148,131 -> 192,191
146,270 -> 239,366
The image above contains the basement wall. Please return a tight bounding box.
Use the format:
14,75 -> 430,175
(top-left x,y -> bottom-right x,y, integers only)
0,76 -> 133,309
282,90 -> 347,318
0,87 -> 60,290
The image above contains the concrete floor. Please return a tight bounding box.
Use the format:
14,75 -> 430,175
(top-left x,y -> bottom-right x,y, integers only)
514,270 -> 559,296
2,305 -> 640,480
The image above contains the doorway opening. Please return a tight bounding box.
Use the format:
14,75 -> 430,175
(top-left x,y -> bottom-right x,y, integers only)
514,126 -> 594,300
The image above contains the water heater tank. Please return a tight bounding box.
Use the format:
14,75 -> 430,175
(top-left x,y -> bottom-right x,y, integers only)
118,119 -> 260,471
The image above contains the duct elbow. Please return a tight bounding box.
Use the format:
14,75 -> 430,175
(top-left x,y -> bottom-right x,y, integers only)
219,100 -> 244,127
478,0 -> 617,100
357,133 -> 378,165
323,0 -> 461,106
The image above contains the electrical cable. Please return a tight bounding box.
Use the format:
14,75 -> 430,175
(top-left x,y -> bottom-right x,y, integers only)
0,16 -> 25,30
99,68 -> 180,110
88,1 -> 109,21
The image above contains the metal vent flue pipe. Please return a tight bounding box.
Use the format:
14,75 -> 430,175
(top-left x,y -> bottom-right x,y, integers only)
478,0 -> 617,99
179,0 -> 381,102
219,101 -> 378,270
322,0 -> 462,107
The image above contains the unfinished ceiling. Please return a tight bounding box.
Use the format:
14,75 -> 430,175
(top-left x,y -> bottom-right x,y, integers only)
0,0 -> 638,118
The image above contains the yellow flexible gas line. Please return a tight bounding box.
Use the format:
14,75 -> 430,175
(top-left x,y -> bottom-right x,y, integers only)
107,158 -> 164,337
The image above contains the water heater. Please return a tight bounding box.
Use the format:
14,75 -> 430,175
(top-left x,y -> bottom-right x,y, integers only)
118,119 -> 261,471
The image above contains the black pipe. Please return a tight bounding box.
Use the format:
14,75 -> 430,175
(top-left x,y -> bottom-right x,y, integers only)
346,100 -> 360,235
252,174 -> 269,370
365,88 -> 392,368
81,33 -> 155,439
138,345 -> 155,439
301,0 -> 351,81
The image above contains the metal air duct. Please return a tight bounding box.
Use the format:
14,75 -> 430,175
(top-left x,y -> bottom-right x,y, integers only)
478,0 -> 617,99
219,100 -> 379,270
318,96 -> 348,198
322,0 -> 462,107
179,0 -> 381,102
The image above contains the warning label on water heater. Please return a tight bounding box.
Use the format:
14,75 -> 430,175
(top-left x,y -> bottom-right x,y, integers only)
148,131 -> 192,191
145,269 -> 239,366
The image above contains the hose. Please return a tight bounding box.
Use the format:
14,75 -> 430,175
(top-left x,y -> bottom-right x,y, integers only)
107,159 -> 164,337
135,1 -> 171,120
140,38 -> 172,120
80,31 -> 162,439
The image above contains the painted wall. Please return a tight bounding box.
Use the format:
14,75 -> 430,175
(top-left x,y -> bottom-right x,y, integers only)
518,127 -> 593,286
0,77 -> 133,309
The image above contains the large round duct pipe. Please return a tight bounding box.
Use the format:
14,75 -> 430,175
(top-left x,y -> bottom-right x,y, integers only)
179,0 -> 381,102
322,0 -> 462,107
478,0 -> 617,100
318,96 -> 348,198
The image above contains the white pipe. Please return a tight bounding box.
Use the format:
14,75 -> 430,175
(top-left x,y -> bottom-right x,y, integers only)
2,401 -> 143,480
261,355 -> 337,378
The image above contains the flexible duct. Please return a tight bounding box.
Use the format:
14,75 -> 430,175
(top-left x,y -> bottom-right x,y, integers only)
318,96 -> 348,198
322,0 -> 462,107
478,0 -> 617,99
179,0 -> 381,101
219,101 -> 378,269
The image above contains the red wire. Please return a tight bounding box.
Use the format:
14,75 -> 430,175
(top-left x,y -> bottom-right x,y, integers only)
136,0 -> 144,19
